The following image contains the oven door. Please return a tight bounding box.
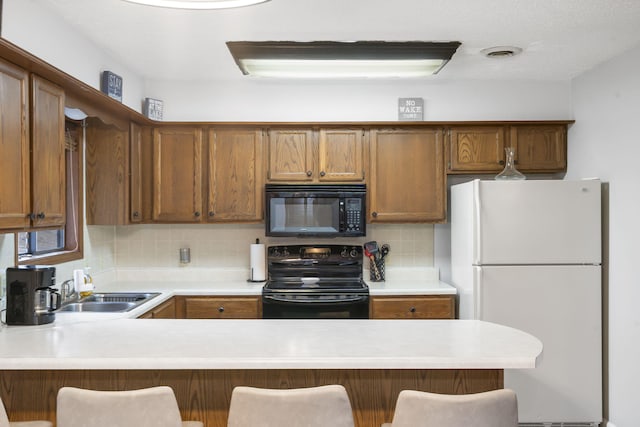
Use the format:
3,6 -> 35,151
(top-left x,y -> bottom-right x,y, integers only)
262,294 -> 369,319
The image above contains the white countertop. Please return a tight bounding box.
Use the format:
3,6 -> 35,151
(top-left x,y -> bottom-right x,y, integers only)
0,269 -> 542,371
0,319 -> 541,370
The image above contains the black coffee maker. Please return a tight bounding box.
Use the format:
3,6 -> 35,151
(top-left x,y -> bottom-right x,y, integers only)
6,266 -> 60,325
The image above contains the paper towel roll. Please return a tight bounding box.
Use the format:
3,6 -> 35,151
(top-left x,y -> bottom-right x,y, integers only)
249,243 -> 266,282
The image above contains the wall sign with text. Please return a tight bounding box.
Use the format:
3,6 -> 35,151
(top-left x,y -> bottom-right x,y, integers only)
398,98 -> 424,121
101,71 -> 123,102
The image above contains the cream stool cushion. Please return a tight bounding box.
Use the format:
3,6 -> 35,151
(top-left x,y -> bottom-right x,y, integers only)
56,386 -> 203,427
384,389 -> 518,427
1,396 -> 52,427
227,385 -> 355,427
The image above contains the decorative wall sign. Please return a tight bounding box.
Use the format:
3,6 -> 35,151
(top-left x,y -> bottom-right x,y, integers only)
144,97 -> 164,120
398,97 -> 424,121
101,71 -> 123,102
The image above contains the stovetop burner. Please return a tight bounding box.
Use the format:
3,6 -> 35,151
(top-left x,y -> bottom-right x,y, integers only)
263,244 -> 368,295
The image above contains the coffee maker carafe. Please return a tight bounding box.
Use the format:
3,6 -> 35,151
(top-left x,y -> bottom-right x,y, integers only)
6,266 -> 60,325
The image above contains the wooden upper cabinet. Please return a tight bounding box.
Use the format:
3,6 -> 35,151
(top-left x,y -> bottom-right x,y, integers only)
208,128 -> 264,222
0,59 -> 30,229
152,127 -> 203,222
30,75 -> 66,228
267,128 -> 366,182
267,128 -> 314,181
509,124 -> 566,172
369,128 -> 446,223
129,122 -> 144,223
318,128 -> 365,181
447,126 -> 506,173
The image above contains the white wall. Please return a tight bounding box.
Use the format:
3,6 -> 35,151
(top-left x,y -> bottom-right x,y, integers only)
567,43 -> 640,427
2,0 -> 144,112
145,78 -> 571,122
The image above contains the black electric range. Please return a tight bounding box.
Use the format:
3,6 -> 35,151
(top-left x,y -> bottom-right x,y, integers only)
262,244 -> 369,319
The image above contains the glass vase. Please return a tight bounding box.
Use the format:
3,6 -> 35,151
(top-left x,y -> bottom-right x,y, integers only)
495,147 -> 526,180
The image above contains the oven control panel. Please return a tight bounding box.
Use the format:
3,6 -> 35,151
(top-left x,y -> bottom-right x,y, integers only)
268,245 -> 362,259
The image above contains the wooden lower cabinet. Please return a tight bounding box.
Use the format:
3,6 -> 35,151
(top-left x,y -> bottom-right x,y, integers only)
177,296 -> 261,319
370,295 -> 455,319
0,369 -> 503,427
138,297 -> 176,319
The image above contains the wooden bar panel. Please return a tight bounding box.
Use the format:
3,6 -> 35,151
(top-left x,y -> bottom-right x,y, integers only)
0,369 -> 502,427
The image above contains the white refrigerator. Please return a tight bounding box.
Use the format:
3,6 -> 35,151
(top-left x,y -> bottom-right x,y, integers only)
450,179 -> 602,426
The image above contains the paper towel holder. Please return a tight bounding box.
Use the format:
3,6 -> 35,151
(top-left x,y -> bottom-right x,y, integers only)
247,238 -> 266,283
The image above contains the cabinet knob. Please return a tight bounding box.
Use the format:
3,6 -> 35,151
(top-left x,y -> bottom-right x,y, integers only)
27,213 -> 35,220
320,171 -> 326,177
208,211 -> 215,217
372,212 -> 378,218
132,211 -> 140,218
194,211 -> 201,217
218,306 -> 225,313
306,170 -> 313,177
498,160 -> 505,165
409,307 -> 416,313
37,212 -> 45,219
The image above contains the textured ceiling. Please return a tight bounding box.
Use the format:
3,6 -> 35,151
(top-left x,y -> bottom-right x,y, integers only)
35,0 -> 640,82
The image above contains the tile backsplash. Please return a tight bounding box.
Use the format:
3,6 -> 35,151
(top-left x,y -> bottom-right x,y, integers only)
1,223 -> 435,288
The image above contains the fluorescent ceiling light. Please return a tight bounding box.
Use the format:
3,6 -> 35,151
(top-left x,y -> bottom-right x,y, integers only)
226,41 -> 461,79
121,0 -> 270,10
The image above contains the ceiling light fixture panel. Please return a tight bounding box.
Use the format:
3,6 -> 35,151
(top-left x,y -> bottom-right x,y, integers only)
226,41 -> 462,79
121,0 -> 270,10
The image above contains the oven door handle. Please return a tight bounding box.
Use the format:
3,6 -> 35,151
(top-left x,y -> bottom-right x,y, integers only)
262,295 -> 368,304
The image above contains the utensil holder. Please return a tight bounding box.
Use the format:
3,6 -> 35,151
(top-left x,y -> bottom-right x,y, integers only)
369,257 -> 385,282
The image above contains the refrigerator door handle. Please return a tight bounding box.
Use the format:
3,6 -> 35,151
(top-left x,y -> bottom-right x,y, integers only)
473,179 -> 482,264
473,267 -> 483,319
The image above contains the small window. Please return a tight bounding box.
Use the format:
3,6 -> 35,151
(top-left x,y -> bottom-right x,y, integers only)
16,119 -> 84,265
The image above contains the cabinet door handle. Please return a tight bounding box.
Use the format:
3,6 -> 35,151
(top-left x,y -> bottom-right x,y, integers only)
194,211 -> 201,217
306,170 -> 313,177
498,160 -> 505,165
409,307 -> 416,313
319,171 -> 326,177
37,212 -> 45,219
372,212 -> 378,218
132,211 -> 140,218
27,213 -> 35,220
208,211 -> 215,217
218,306 -> 225,313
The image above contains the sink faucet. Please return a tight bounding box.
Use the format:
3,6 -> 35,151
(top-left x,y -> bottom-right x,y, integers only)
60,279 -> 78,304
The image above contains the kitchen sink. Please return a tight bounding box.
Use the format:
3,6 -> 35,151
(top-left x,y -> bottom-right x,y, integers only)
56,292 -> 160,313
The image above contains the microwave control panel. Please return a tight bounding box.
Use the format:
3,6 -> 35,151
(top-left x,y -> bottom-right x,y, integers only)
344,198 -> 363,232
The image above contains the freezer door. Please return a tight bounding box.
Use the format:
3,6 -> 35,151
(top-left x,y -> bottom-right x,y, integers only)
475,265 -> 602,423
474,179 -> 601,265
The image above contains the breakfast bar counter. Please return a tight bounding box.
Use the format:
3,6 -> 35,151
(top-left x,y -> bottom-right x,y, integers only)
0,318 -> 541,427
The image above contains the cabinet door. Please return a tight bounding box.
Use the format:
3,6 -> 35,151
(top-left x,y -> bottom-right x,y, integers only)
183,296 -> 260,319
86,118 -> 129,225
510,125 -> 566,172
318,128 -> 365,181
267,128 -> 314,181
152,127 -> 203,222
369,128 -> 445,222
30,75 -> 65,228
208,128 -> 263,221
370,296 -> 455,319
448,126 -> 506,173
130,122 -> 143,223
0,59 -> 30,229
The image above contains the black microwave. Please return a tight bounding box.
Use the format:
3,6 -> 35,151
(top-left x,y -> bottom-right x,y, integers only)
265,184 -> 366,237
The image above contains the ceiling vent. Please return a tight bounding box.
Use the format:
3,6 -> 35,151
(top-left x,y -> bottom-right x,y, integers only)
481,46 -> 523,58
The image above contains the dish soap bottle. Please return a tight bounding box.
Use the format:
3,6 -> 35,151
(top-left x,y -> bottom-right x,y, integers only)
74,268 -> 94,298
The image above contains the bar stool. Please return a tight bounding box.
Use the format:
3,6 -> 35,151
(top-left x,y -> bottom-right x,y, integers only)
382,389 -> 518,427
56,386 -> 203,427
227,385 -> 355,427
0,396 -> 52,427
